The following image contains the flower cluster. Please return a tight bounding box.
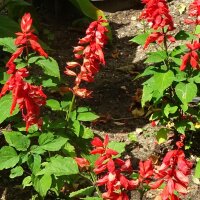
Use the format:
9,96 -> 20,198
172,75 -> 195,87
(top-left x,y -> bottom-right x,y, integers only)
185,0 -> 200,25
0,13 -> 48,131
90,134 -> 139,200
65,17 -> 108,98
140,0 -> 175,48
150,135 -> 192,200
180,40 -> 200,71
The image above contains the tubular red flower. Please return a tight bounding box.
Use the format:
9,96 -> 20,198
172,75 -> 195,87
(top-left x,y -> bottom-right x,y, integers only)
180,40 -> 200,71
185,0 -> 200,25
140,0 -> 174,31
65,17 -> 108,98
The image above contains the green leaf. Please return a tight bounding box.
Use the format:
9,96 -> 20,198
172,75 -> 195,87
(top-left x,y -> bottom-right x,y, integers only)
0,16 -> 20,37
195,25 -> 200,34
153,70 -> 174,96
71,120 -> 81,137
141,79 -> 154,107
0,93 -> 19,123
0,37 -> 16,53
77,112 -> 99,121
70,0 -> 112,40
164,104 -> 178,117
46,99 -> 61,111
33,174 -> 52,197
22,176 -> 32,188
42,79 -> 57,87
37,156 -> 79,176
170,57 -> 182,65
170,45 -> 187,57
108,141 -> 125,155
63,142 -> 76,157
3,131 -> 30,151
195,159 -> 200,178
69,186 -> 95,198
156,128 -> 169,144
134,66 -> 155,80
81,126 -> 94,139
175,121 -> 186,134
38,133 -> 68,151
175,82 -> 197,104
145,51 -> 167,63
28,154 -> 41,175
128,132 -> 138,142
175,30 -> 195,40
129,32 -> 150,45
35,57 -> 60,79
10,166 -> 24,178
0,146 -> 19,170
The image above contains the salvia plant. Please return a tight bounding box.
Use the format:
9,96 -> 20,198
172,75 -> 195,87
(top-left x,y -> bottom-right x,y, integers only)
0,0 -> 199,200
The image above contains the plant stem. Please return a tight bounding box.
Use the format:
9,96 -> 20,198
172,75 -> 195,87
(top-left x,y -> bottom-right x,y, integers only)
66,93 -> 75,122
90,172 -> 102,198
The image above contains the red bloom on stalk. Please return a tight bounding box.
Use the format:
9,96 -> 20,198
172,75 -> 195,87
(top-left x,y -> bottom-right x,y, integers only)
140,0 -> 174,31
0,13 -> 47,131
65,17 -> 108,98
180,40 -> 200,71
150,136 -> 192,200
0,68 -> 46,131
185,0 -> 200,25
139,159 -> 154,183
140,0 -> 175,48
7,13 -> 48,70
90,134 -> 139,200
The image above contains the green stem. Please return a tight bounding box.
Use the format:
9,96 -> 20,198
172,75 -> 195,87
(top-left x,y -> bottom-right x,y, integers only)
66,93 -> 75,122
90,172 -> 102,198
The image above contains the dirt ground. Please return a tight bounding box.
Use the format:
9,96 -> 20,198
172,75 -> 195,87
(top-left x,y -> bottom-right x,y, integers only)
1,0 -> 200,199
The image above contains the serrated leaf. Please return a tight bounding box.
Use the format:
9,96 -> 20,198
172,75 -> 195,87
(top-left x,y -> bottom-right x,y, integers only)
35,57 -> 60,79
130,32 -> 150,45
69,186 -> 95,198
195,160 -> 200,178
175,82 -> 197,104
77,112 -> 99,121
107,141 -> 125,155
0,37 -> 16,53
0,146 -> 19,170
153,70 -> 174,97
36,156 -> 78,176
0,93 -> 19,123
81,126 -> 94,139
10,166 -> 24,178
33,174 -> 52,197
38,133 -> 68,151
145,51 -> 167,63
46,99 -> 61,111
3,131 -> 30,151
156,128 -> 168,144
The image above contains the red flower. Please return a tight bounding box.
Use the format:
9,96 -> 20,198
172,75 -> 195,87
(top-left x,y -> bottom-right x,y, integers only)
7,13 -> 48,71
185,0 -> 200,25
65,17 -> 108,98
140,0 -> 174,31
139,159 -> 154,183
180,40 -> 200,71
0,68 -> 46,131
90,134 -> 139,200
75,157 -> 90,168
150,136 -> 192,200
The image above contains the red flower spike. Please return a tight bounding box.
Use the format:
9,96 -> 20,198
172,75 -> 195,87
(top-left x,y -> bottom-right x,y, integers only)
185,0 -> 200,25
65,17 -> 108,98
21,13 -> 32,33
